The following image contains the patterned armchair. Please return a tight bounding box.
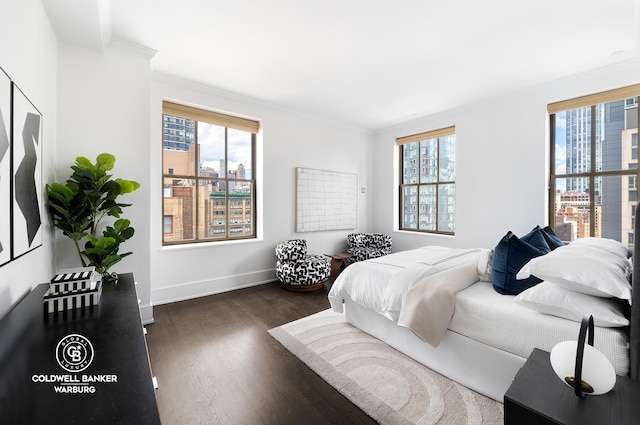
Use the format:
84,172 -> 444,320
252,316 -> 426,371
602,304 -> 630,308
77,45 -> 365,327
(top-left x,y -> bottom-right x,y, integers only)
345,233 -> 392,265
275,239 -> 330,291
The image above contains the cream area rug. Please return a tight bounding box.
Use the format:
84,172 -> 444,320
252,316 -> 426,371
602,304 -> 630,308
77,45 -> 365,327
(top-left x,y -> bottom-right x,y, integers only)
269,309 -> 503,425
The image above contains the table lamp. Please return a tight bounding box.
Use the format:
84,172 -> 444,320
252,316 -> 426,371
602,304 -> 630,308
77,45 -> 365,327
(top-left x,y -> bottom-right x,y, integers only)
549,315 -> 616,398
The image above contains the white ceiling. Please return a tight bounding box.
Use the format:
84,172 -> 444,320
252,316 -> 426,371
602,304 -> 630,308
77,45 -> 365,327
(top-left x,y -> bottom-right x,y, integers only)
43,0 -> 640,129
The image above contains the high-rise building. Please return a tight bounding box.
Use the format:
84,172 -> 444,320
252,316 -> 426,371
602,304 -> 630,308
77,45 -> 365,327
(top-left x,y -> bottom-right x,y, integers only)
559,98 -> 638,243
564,105 -> 604,195
163,114 -> 195,151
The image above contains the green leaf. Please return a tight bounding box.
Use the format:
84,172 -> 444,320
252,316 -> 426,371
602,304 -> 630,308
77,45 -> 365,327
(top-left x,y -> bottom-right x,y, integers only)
75,156 -> 93,169
96,153 -> 115,171
115,179 -> 140,195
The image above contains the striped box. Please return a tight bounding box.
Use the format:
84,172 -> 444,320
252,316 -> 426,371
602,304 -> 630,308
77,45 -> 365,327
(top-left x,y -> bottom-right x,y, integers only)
43,282 -> 102,314
50,267 -> 98,293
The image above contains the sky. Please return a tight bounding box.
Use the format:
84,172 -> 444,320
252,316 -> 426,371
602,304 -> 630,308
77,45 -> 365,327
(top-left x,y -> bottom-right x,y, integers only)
554,111 -> 567,192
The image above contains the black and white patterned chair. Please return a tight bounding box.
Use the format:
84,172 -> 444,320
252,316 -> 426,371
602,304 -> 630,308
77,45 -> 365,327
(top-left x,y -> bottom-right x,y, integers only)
275,239 -> 330,291
345,233 -> 392,266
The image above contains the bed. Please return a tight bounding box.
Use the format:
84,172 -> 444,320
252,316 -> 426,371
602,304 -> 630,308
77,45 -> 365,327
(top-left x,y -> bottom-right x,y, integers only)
328,211 -> 640,402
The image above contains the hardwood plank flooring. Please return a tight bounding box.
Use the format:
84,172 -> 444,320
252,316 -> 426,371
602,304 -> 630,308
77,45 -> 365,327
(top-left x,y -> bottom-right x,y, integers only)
145,282 -> 377,425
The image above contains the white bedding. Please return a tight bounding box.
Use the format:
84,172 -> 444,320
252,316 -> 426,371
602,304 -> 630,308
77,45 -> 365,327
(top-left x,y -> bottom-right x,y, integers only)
329,246 -> 630,375
451,281 -> 629,375
328,246 -> 491,322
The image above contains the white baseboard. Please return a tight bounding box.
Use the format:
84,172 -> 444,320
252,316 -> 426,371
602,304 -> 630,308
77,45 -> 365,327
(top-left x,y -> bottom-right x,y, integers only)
151,268 -> 277,306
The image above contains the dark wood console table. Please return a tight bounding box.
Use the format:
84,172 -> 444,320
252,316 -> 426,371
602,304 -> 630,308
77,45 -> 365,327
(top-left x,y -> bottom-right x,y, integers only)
0,273 -> 160,424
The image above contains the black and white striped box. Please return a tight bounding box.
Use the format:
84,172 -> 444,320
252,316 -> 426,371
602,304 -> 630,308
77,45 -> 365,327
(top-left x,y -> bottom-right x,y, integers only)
43,281 -> 103,314
50,267 -> 99,293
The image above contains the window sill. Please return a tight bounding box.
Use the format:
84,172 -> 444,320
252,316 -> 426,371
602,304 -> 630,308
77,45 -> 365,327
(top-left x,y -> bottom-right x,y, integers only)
393,229 -> 456,239
161,237 -> 264,252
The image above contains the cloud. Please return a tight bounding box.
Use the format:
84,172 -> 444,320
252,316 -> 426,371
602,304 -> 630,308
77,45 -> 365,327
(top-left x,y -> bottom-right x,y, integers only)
198,122 -> 252,174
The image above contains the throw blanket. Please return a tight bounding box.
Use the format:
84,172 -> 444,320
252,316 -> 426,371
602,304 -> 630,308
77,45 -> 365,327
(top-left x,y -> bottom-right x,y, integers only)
328,246 -> 491,346
398,261 -> 481,347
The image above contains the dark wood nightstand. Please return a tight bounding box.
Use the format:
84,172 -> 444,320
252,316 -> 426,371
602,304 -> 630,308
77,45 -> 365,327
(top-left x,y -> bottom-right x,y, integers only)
504,348 -> 640,425
328,252 -> 352,279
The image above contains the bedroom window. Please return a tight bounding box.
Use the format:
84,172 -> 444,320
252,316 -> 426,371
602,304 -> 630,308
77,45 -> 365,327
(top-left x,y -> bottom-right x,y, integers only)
549,85 -> 640,245
162,101 -> 259,245
397,126 -> 456,234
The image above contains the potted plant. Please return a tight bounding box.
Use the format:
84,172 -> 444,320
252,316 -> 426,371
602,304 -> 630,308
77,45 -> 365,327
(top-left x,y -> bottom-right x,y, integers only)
46,153 -> 140,280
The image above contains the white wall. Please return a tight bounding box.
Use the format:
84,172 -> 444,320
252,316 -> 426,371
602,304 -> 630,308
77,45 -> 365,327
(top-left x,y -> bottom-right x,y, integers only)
56,41 -> 155,321
0,0 -> 57,319
150,75 -> 372,304
372,58 -> 640,253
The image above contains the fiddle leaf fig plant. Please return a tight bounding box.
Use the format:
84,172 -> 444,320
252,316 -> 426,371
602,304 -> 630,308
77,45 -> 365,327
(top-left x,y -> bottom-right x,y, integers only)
46,153 -> 140,279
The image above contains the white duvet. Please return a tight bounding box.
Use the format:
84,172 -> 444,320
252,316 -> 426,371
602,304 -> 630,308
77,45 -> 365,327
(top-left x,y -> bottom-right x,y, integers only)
328,246 -> 492,325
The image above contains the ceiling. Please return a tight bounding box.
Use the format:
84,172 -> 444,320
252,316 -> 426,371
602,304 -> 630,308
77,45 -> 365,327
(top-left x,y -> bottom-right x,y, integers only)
43,0 -> 640,130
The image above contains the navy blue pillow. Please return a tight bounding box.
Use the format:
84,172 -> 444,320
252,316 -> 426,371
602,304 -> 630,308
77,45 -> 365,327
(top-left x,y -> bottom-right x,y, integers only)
521,226 -> 553,252
541,226 -> 564,250
491,230 -> 549,295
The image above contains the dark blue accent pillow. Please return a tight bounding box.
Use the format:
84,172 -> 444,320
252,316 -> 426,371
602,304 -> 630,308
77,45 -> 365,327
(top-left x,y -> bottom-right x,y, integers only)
521,226 -> 553,253
541,226 -> 564,250
491,231 -> 549,295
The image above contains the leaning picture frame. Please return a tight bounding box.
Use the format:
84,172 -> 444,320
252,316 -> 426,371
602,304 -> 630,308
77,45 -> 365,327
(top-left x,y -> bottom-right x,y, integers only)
12,82 -> 42,259
0,68 -> 10,266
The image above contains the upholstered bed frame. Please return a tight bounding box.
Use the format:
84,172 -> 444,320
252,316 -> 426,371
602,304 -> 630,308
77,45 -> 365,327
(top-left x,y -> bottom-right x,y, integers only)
628,202 -> 640,381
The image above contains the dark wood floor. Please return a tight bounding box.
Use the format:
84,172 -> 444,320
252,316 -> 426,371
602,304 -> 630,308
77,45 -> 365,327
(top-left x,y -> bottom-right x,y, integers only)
145,281 -> 377,425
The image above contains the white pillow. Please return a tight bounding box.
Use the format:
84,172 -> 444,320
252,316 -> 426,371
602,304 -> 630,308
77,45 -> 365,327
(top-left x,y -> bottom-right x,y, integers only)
515,281 -> 629,327
570,237 -> 631,260
477,249 -> 493,282
516,244 -> 631,300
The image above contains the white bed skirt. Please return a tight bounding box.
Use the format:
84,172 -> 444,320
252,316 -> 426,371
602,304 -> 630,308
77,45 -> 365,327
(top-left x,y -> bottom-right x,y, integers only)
344,297 -> 526,402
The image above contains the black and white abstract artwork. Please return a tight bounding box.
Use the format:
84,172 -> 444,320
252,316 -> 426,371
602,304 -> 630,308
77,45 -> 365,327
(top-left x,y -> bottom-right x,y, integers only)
12,83 -> 42,259
0,69 -> 9,266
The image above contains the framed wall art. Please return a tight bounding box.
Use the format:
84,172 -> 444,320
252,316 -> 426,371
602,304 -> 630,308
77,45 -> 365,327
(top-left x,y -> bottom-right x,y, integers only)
0,68 -> 10,266
12,82 -> 42,259
295,167 -> 358,232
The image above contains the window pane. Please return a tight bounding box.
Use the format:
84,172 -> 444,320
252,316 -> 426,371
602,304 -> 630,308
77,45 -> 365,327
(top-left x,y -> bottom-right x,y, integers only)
438,183 -> 455,232
419,138 -> 438,183
163,132 -> 197,176
601,99 -> 638,172
198,122 -> 225,178
600,175 -> 635,244
402,185 -> 418,229
196,180 -> 224,240
552,177 -> 591,242
229,182 -> 254,237
403,143 -> 419,184
163,216 -> 173,234
439,135 -> 456,182
228,129 -> 252,180
162,114 -> 195,152
163,177 -> 196,243
210,181 -> 227,238
419,185 -> 436,231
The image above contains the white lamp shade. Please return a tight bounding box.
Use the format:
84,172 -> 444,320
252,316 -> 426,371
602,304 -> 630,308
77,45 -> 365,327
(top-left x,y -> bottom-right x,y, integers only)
550,341 -> 616,395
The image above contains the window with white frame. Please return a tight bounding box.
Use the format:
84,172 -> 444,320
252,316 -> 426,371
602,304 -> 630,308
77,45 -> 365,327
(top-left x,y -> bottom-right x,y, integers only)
162,101 -> 259,245
398,126 -> 456,234
548,85 -> 639,245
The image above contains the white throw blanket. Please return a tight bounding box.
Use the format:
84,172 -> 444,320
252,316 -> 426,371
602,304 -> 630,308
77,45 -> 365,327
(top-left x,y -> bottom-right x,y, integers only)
328,246 -> 491,346
397,261 -> 481,347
